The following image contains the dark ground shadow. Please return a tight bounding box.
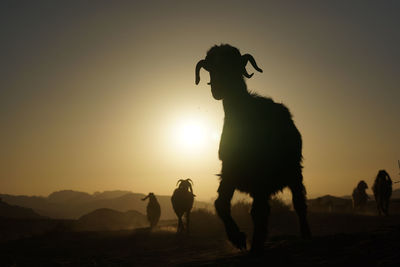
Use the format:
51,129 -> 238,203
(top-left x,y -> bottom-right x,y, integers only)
1,213 -> 400,266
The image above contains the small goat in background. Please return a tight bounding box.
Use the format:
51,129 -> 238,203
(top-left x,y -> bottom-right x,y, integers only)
372,170 -> 392,216
142,192 -> 161,229
352,180 -> 369,212
171,179 -> 195,233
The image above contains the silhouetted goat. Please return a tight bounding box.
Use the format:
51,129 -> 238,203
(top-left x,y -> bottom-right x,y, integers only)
195,44 -> 311,253
142,192 -> 161,228
171,179 -> 195,233
372,170 -> 392,216
352,180 -> 369,212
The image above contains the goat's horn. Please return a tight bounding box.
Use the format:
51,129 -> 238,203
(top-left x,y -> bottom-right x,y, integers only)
176,179 -> 184,186
242,54 -> 263,78
186,178 -> 193,185
195,59 -> 206,85
142,194 -> 149,201
189,184 -> 194,194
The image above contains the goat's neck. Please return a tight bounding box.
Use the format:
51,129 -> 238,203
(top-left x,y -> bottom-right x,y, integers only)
222,81 -> 250,115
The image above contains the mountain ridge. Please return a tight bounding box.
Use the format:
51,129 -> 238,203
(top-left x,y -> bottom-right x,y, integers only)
0,190 -> 211,220
0,198 -> 45,219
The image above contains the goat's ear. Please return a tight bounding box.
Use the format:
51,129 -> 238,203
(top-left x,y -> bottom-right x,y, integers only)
142,195 -> 149,201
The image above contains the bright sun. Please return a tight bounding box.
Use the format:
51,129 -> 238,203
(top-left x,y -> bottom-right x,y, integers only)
170,115 -> 220,155
177,121 -> 206,149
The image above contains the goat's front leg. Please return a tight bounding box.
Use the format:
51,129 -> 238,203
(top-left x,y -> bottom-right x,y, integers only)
290,181 -> 311,238
186,211 -> 190,234
250,193 -> 270,254
215,179 -> 246,250
177,215 -> 183,233
383,199 -> 390,216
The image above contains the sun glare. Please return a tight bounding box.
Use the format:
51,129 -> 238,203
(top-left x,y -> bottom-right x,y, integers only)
178,121 -> 206,149
169,114 -> 220,155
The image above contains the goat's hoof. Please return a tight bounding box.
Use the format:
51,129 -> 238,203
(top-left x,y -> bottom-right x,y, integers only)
249,245 -> 264,256
250,237 -> 265,255
302,233 -> 312,240
301,228 -> 312,239
229,231 -> 247,250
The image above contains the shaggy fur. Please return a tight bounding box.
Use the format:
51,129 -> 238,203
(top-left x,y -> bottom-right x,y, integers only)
142,193 -> 161,228
171,179 -> 195,233
372,170 -> 392,216
352,180 -> 369,211
195,44 -> 311,253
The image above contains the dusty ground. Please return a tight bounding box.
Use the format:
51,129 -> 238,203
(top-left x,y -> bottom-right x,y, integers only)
1,213 -> 400,266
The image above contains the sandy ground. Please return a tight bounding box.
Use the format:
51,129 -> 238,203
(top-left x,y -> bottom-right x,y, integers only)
1,213 -> 400,266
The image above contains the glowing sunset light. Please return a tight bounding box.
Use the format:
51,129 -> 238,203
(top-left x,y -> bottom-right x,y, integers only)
0,1 -> 399,203
175,120 -> 207,150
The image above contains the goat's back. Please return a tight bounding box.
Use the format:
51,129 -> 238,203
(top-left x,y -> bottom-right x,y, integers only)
147,200 -> 161,220
171,188 -> 194,216
219,95 -> 302,180
373,179 -> 392,200
352,188 -> 368,207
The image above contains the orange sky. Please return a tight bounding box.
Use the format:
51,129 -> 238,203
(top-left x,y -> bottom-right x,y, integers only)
1,1 -> 399,201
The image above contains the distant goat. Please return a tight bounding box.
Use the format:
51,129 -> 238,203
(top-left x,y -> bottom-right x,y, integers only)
352,180 -> 369,211
372,170 -> 392,216
195,44 -> 311,253
171,179 -> 195,233
142,192 -> 161,228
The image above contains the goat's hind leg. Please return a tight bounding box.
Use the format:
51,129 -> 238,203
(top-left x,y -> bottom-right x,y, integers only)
250,193 -> 270,254
177,215 -> 183,233
215,179 -> 246,250
289,181 -> 311,238
378,206 -> 382,216
383,199 -> 390,216
186,211 -> 191,234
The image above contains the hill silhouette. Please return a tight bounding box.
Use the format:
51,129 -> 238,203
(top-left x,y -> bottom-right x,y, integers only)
308,195 -> 353,213
0,198 -> 45,219
74,208 -> 147,231
48,190 -> 92,203
93,190 -> 132,199
307,192 -> 400,214
0,190 -> 211,220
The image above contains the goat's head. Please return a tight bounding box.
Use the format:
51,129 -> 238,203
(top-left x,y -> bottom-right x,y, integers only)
377,169 -> 391,182
176,178 -> 194,194
195,44 -> 263,100
142,192 -> 156,201
357,180 -> 368,191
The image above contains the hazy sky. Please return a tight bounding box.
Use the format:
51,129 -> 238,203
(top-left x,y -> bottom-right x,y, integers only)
1,1 -> 399,201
